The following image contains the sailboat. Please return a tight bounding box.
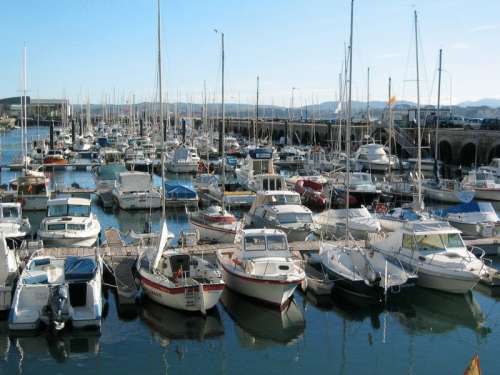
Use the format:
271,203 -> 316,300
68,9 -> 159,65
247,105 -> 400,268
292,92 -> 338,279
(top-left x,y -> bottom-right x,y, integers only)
189,29 -> 239,244
136,0 -> 224,314
372,12 -> 486,295
422,49 -> 475,203
319,0 -> 415,300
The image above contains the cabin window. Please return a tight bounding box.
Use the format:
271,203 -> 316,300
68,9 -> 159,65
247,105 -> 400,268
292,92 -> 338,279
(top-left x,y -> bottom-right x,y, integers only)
440,233 -> 464,248
244,235 -> 266,251
267,235 -> 287,251
48,205 -> 67,217
278,265 -> 289,271
278,212 -> 312,224
68,205 -> 90,217
402,234 -> 414,250
415,234 -> 446,252
47,223 -> 66,231
2,206 -> 19,218
67,224 -> 86,230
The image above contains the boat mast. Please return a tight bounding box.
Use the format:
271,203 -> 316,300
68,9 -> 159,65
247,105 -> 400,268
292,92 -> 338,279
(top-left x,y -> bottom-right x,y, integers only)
22,45 -> 28,171
345,0 -> 354,243
215,30 -> 226,212
366,66 -> 370,142
157,0 -> 166,220
388,77 -> 392,176
255,75 -> 259,146
435,49 -> 442,165
414,10 -> 423,210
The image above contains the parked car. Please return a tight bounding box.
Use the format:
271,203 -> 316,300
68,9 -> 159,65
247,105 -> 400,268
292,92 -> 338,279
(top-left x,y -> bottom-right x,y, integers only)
482,118 -> 500,130
464,118 -> 483,130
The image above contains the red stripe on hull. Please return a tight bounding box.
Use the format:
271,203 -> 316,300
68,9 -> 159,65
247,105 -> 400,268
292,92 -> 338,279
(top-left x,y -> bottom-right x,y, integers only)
140,274 -> 224,294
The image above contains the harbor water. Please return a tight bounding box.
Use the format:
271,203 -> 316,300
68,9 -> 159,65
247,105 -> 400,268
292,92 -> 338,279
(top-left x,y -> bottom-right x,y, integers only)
1,127 -> 500,374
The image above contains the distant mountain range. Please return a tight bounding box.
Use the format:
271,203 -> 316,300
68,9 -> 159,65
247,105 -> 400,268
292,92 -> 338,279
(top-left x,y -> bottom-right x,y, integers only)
457,99 -> 500,108
74,99 -> 500,119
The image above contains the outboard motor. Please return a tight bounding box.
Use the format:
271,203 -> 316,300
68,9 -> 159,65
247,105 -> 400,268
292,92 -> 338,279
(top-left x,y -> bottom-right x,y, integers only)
49,285 -> 69,331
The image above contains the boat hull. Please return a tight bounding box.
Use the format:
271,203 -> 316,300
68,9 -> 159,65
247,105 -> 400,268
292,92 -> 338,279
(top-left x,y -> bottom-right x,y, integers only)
113,193 -> 162,210
423,186 -> 475,203
417,268 -> 479,294
167,163 -> 199,174
218,261 -> 300,307
474,188 -> 500,201
139,272 -> 224,312
18,195 -> 49,211
190,220 -> 236,243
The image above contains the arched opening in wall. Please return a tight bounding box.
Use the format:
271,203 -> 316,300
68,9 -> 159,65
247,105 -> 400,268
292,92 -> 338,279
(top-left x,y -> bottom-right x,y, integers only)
278,130 -> 284,142
272,130 -> 278,141
314,132 -> 321,145
459,143 -> 477,167
258,129 -> 263,139
438,141 -> 452,164
241,128 -> 248,138
302,131 -> 310,145
488,145 -> 500,163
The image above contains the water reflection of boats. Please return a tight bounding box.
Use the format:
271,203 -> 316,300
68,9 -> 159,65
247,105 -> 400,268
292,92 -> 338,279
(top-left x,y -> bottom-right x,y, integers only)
220,289 -> 305,348
10,331 -> 100,363
139,297 -> 224,345
393,288 -> 490,336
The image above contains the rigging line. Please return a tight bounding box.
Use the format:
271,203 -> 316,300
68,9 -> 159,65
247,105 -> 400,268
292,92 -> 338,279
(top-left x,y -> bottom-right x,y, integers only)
401,12 -> 415,103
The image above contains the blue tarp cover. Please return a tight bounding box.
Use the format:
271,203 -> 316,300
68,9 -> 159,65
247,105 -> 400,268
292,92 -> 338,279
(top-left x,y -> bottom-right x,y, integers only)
434,200 -> 495,217
165,183 -> 197,199
64,256 -> 97,281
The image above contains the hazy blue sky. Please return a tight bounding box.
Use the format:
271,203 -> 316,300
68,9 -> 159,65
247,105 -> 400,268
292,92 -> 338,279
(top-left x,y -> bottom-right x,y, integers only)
1,0 -> 499,105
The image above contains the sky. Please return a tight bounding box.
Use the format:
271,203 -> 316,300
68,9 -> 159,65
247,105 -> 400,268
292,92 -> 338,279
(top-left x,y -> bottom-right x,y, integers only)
1,0 -> 499,106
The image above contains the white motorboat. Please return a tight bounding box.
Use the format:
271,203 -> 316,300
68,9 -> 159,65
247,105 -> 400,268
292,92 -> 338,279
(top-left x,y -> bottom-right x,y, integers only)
112,171 -> 162,210
371,220 -> 486,294
189,205 -> 239,243
124,147 -> 152,173
9,252 -> 103,331
422,178 -> 475,203
462,170 -> 500,201
245,190 -> 318,242
93,163 -> 128,208
314,206 -> 381,240
433,201 -> 500,238
73,136 -> 92,152
318,242 -> 417,299
0,202 -> 31,242
37,197 -> 101,248
216,228 -> 305,307
479,158 -> 500,183
137,221 -> 225,313
0,233 -> 18,311
11,174 -> 50,211
352,143 -> 398,172
166,146 -> 200,173
377,206 -> 430,232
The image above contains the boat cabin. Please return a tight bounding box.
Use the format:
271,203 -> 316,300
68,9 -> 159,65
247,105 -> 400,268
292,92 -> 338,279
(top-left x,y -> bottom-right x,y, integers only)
0,203 -> 22,221
237,229 -> 292,259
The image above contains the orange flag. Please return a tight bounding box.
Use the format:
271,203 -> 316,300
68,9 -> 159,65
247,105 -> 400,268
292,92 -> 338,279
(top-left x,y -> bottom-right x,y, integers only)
464,354 -> 481,375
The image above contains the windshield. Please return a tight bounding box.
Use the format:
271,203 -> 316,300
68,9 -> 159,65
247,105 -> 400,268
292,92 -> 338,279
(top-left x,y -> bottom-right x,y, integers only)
415,233 -> 464,251
269,194 -> 301,205
278,212 -> 312,224
2,206 -> 20,218
244,235 -> 266,251
48,204 -> 90,217
267,235 -> 288,251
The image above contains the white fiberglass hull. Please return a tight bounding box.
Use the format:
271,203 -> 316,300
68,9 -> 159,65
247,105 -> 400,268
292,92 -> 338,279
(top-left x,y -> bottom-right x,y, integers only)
167,162 -> 198,174
139,271 -> 224,312
473,188 -> 500,201
113,193 -> 162,210
18,195 -> 49,211
423,186 -> 475,203
37,230 -> 100,248
417,268 -> 480,294
190,220 -> 236,243
218,261 -> 300,307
